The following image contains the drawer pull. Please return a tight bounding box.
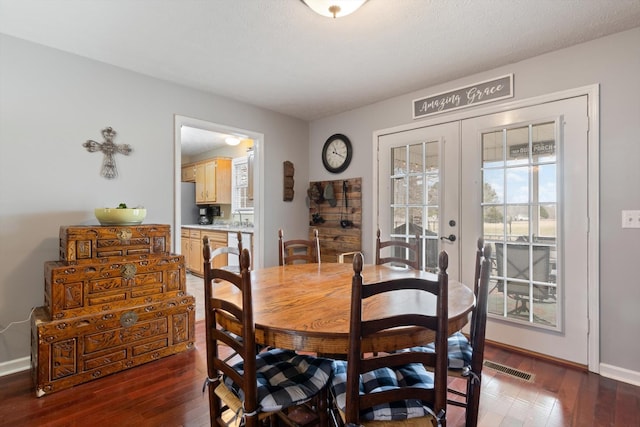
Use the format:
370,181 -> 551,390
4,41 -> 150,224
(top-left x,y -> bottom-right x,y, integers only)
120,263 -> 137,279
117,229 -> 133,241
120,311 -> 139,327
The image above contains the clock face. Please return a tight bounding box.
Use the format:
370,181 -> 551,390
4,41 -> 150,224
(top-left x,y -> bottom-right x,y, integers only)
322,134 -> 352,173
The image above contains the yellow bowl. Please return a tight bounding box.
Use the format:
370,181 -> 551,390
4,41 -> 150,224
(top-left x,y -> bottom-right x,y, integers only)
95,208 -> 147,225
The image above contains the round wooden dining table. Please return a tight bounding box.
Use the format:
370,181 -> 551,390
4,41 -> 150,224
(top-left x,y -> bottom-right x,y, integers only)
211,262 -> 475,355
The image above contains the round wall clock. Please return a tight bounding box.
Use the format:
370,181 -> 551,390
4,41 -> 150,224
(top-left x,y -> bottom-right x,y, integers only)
322,133 -> 352,173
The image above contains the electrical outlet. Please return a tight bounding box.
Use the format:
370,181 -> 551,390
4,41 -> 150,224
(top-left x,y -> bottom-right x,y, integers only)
621,210 -> 640,229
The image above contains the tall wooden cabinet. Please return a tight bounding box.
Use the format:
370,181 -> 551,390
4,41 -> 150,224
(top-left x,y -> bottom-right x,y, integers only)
195,158 -> 231,204
31,224 -> 195,396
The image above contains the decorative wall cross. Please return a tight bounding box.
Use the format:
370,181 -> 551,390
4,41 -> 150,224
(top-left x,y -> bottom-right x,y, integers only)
83,127 -> 132,179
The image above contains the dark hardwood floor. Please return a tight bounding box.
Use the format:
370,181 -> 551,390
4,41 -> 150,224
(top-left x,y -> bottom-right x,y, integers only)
2,320 -> 639,427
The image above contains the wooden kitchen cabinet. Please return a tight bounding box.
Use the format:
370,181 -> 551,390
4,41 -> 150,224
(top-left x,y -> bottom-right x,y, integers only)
195,158 -> 231,204
180,228 -> 191,268
182,227 -> 228,277
205,230 -> 228,269
187,229 -> 203,276
181,163 -> 196,182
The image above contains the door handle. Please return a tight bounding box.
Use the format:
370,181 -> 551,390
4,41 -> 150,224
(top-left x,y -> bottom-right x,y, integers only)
440,234 -> 456,242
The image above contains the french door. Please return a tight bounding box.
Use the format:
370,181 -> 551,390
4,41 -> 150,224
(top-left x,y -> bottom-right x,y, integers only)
461,96 -> 589,365
377,122 -> 461,279
377,95 -> 591,365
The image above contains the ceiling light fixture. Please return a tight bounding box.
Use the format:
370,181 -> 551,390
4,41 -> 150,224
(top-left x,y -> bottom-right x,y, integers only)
301,0 -> 368,18
225,137 -> 240,146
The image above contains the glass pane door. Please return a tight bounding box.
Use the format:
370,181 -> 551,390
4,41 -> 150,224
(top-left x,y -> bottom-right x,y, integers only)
378,122 -> 460,278
482,122 -> 558,328
390,141 -> 440,271
460,96 -> 590,365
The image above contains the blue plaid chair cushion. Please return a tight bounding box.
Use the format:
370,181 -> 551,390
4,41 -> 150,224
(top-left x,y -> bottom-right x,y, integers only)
223,348 -> 333,413
422,331 -> 472,369
330,360 -> 436,421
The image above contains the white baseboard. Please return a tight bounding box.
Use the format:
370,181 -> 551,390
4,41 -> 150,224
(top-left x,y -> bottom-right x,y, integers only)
600,363 -> 640,387
2,356 -> 639,388
0,356 -> 31,377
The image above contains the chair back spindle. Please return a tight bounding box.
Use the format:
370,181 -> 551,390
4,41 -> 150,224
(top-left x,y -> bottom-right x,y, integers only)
375,228 -> 421,270
278,228 -> 320,265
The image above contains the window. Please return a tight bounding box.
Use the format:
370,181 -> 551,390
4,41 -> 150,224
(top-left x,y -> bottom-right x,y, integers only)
483,121 -> 558,328
232,156 -> 254,212
390,140 -> 440,272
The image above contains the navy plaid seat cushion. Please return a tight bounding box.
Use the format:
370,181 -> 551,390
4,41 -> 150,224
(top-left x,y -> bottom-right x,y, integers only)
422,331 -> 472,369
223,348 -> 332,413
330,360 -> 436,421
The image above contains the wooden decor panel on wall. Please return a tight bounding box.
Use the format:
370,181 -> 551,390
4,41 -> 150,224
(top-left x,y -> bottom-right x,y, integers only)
308,177 -> 361,263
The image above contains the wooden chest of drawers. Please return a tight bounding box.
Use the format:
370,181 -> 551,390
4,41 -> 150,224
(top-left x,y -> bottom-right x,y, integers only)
32,224 -> 194,397
31,295 -> 195,397
44,254 -> 186,319
59,224 -> 171,265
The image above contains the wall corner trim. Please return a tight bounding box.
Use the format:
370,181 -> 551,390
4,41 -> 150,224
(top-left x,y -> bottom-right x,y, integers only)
599,363 -> 640,388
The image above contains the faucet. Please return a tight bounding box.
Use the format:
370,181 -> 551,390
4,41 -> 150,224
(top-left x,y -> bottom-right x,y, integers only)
234,210 -> 243,227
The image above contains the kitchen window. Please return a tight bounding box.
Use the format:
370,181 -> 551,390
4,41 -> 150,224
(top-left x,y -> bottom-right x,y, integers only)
232,156 -> 254,213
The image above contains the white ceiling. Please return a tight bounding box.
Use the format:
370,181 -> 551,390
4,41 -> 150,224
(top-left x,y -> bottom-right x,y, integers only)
180,126 -> 229,156
2,0 -> 639,126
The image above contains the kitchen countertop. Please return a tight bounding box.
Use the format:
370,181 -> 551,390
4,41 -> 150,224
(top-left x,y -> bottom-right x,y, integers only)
182,224 -> 254,234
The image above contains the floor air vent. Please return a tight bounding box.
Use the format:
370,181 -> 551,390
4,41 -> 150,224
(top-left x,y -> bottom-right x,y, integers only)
483,360 -> 535,382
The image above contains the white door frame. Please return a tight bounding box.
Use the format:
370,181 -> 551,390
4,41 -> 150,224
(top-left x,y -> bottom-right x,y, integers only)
372,85 -> 600,372
173,115 -> 265,269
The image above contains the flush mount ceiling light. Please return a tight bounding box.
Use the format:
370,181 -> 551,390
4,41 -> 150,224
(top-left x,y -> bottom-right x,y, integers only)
225,137 -> 240,146
301,0 -> 368,18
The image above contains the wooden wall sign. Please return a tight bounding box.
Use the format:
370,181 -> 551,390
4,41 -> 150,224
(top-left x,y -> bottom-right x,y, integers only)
308,177 -> 361,263
413,74 -> 513,119
283,161 -> 294,201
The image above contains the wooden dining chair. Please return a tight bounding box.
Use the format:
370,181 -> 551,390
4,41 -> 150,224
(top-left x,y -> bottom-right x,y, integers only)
206,230 -> 243,274
469,237 -> 485,346
375,229 -> 421,270
202,240 -> 333,427
425,237 -> 492,427
330,251 -> 449,426
278,228 -> 320,265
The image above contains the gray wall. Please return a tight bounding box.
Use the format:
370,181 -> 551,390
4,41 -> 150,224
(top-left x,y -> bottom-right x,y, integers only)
307,28 -> 640,376
2,27 -> 639,382
0,35 -> 310,364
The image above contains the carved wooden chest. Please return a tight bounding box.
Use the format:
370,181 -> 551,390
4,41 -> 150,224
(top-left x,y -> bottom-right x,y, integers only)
59,224 -> 171,265
44,254 -> 186,319
32,224 -> 194,396
31,295 -> 195,397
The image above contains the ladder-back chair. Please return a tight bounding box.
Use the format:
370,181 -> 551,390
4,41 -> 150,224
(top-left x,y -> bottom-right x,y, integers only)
202,241 -> 332,427
330,251 -> 449,426
278,228 -> 320,265
375,229 -> 421,270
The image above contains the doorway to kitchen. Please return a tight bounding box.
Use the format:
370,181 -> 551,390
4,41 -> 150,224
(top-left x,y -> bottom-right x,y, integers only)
174,115 -> 264,321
